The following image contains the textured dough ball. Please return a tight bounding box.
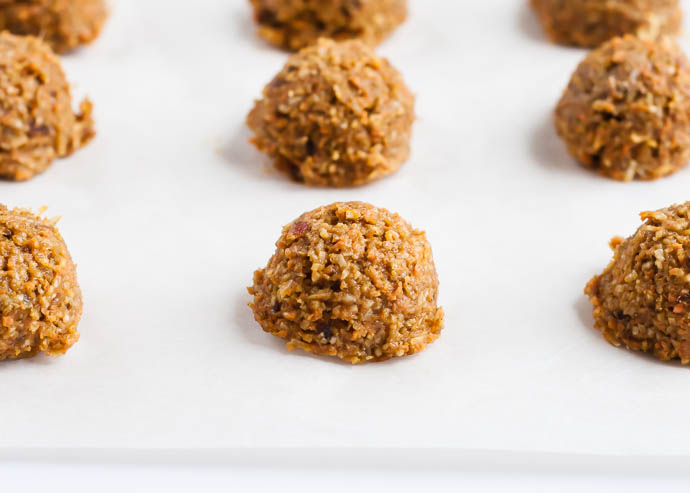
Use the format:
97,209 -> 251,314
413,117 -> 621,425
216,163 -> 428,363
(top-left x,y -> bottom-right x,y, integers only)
585,202 -> 690,364
531,0 -> 681,48
0,0 -> 108,53
0,32 -> 94,181
555,35 -> 690,181
249,0 -> 407,51
249,202 -> 444,364
247,38 -> 415,187
0,205 -> 82,360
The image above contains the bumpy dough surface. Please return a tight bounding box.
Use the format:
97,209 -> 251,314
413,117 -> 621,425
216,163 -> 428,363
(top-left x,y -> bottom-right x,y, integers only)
0,205 -> 82,360
555,35 -> 690,181
247,38 -> 414,187
531,0 -> 681,48
585,202 -> 690,364
249,0 -> 407,51
0,32 -> 94,181
249,202 -> 444,364
0,0 -> 108,53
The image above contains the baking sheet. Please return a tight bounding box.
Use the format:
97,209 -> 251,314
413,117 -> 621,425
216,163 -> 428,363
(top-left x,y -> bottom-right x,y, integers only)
3,0 -> 690,457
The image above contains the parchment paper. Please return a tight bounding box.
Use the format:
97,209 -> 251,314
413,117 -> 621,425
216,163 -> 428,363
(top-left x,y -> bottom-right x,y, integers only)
2,0 -> 690,457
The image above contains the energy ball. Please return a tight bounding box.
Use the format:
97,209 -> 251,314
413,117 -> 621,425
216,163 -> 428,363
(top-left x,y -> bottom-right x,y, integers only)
248,202 -> 444,364
0,0 -> 108,53
0,32 -> 94,181
248,0 -> 407,51
0,205 -> 82,360
555,35 -> 690,181
531,0 -> 681,48
584,203 -> 690,363
247,38 -> 415,187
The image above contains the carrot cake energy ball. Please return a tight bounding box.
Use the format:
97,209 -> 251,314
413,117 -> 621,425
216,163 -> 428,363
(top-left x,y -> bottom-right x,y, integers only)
0,32 -> 94,181
248,0 -> 407,51
585,202 -> 690,364
555,35 -> 690,181
0,0 -> 108,53
247,38 -> 415,187
0,205 -> 82,360
248,202 -> 444,364
531,0 -> 681,48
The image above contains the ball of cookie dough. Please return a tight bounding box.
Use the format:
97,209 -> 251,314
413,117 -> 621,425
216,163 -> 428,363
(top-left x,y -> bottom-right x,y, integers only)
555,35 -> 690,181
531,0 -> 681,48
247,38 -> 415,187
0,0 -> 108,53
249,0 -> 407,51
0,32 -> 94,181
248,202 -> 444,364
0,205 -> 82,360
585,202 -> 690,364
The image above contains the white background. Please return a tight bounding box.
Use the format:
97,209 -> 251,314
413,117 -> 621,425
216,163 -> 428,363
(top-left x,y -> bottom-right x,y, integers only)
3,0 -> 690,487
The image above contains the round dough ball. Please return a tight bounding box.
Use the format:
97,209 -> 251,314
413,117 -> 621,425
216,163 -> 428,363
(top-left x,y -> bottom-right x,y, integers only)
249,0 -> 407,51
247,38 -> 415,187
585,203 -> 690,363
249,202 -> 444,364
555,35 -> 690,181
0,32 -> 94,181
0,0 -> 108,53
531,0 -> 681,48
0,205 -> 82,360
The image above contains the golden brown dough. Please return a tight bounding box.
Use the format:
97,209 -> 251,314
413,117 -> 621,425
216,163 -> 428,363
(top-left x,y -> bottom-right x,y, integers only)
531,0 -> 681,48
555,35 -> 690,181
0,205 -> 82,360
247,38 -> 415,187
586,202 -> 690,364
0,31 -> 94,181
0,0 -> 108,53
249,0 -> 406,51
249,202 -> 444,364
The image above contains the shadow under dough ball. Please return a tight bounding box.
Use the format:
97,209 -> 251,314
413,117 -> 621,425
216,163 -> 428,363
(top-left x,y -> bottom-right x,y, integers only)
248,202 -> 444,364
248,0 -> 407,51
0,0 -> 108,53
586,202 -> 690,364
0,205 -> 82,360
531,0 -> 681,48
247,38 -> 415,187
555,35 -> 690,181
0,32 -> 94,181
